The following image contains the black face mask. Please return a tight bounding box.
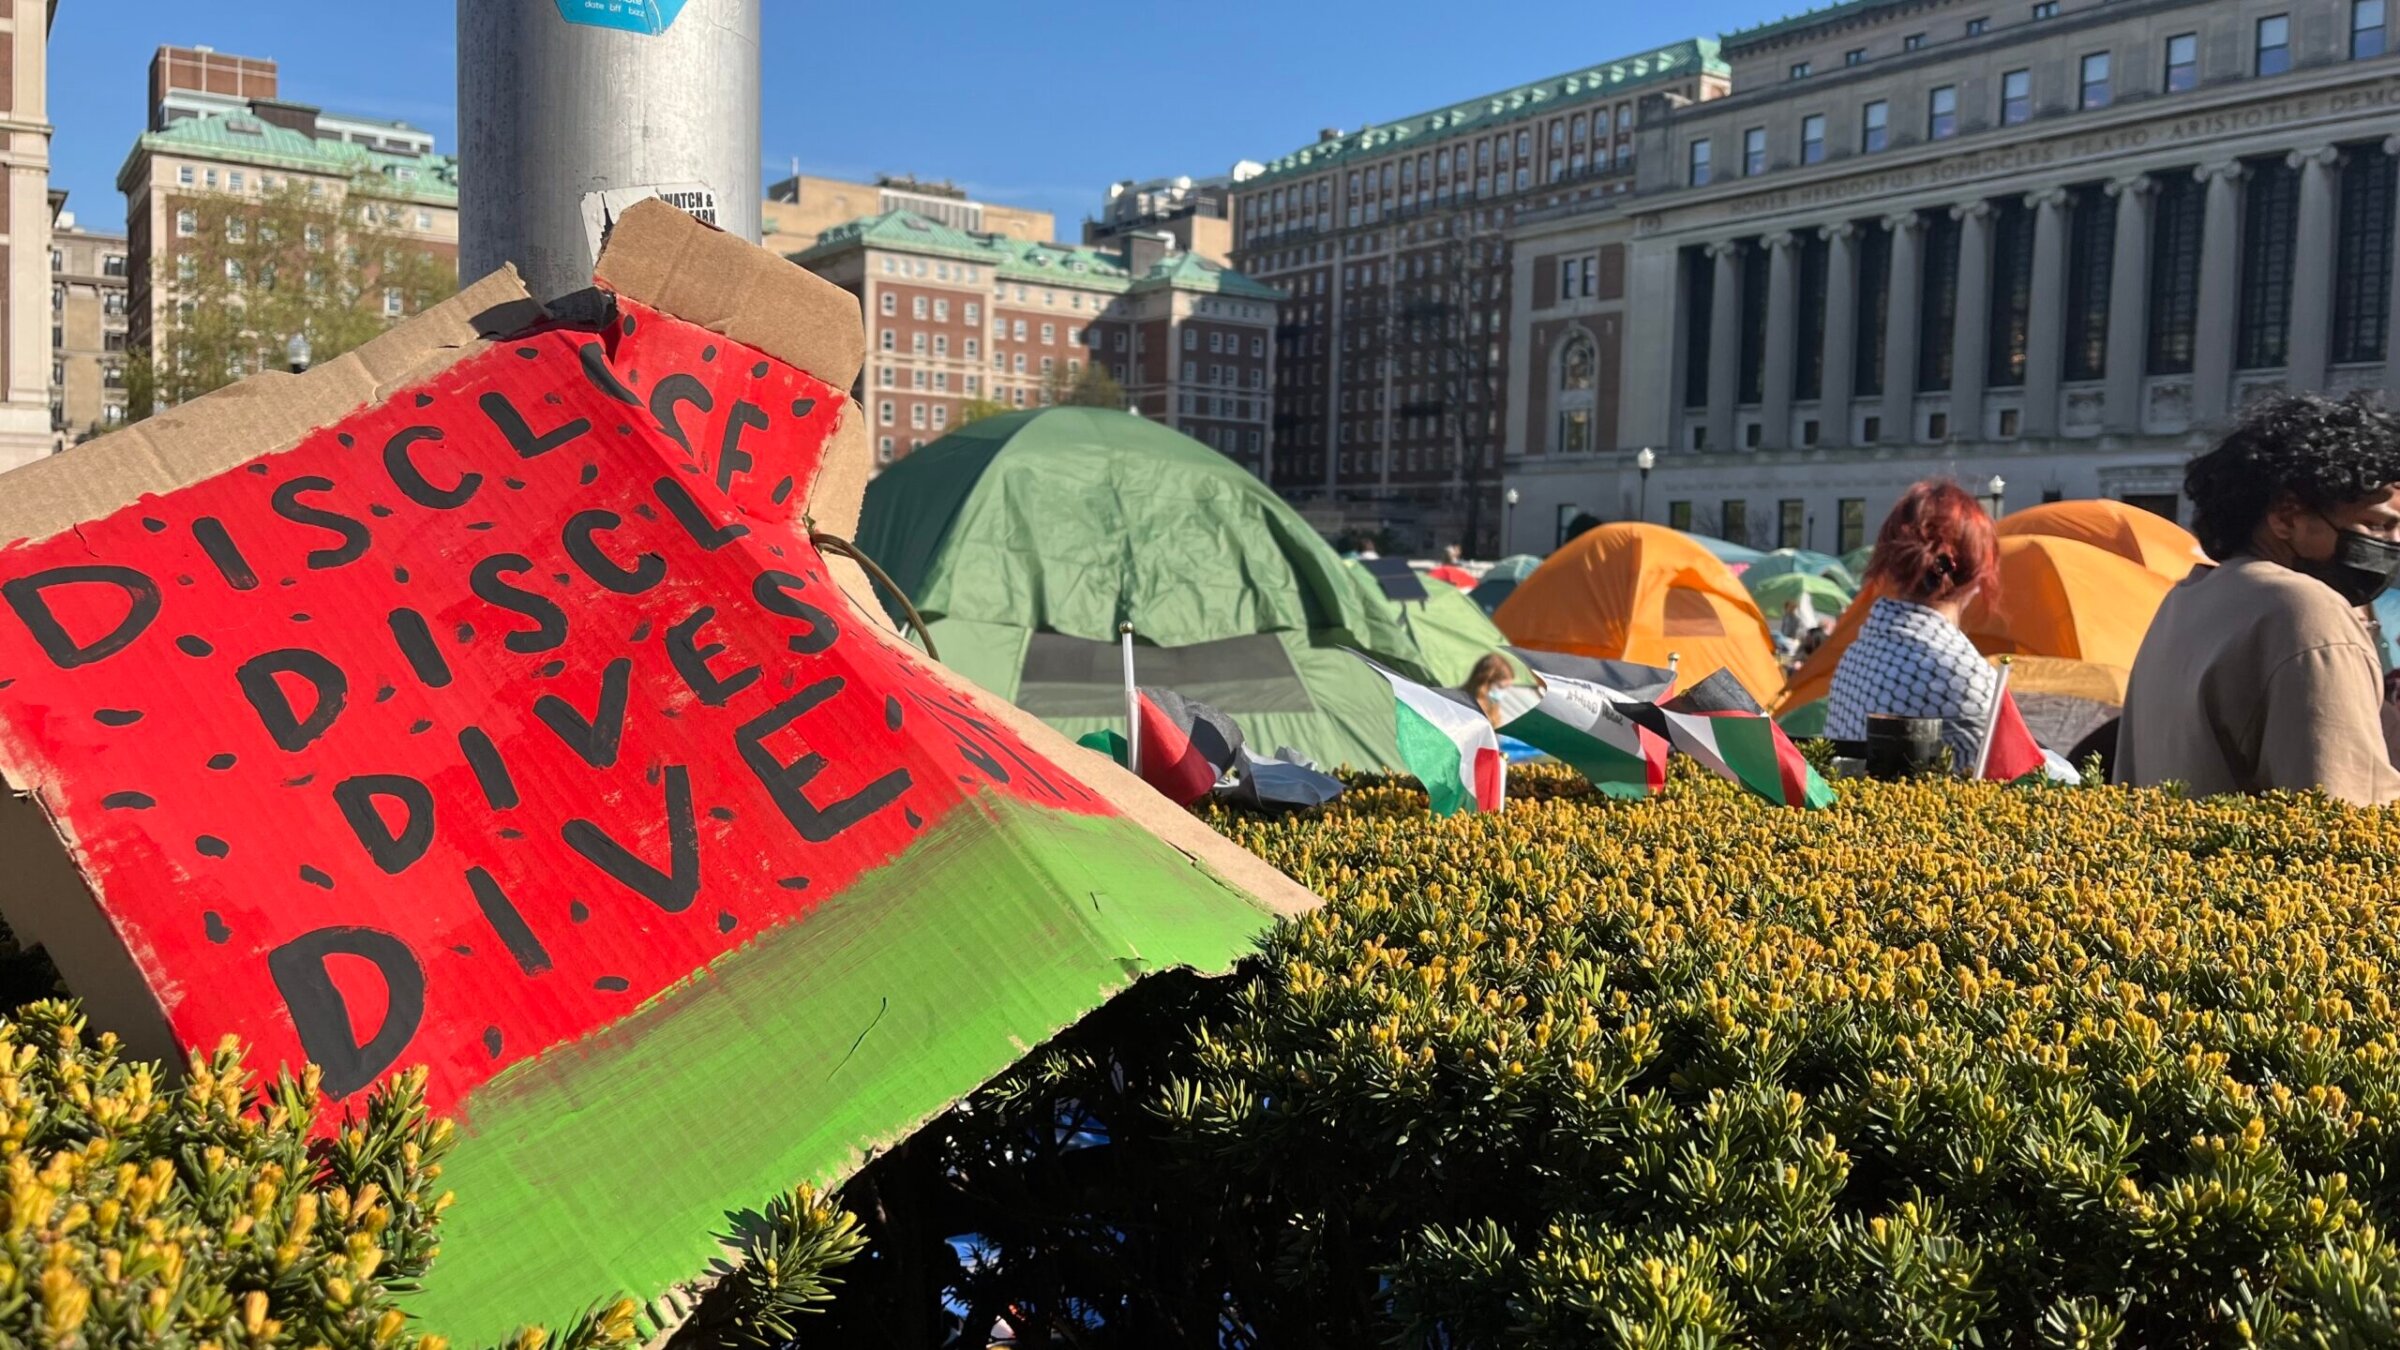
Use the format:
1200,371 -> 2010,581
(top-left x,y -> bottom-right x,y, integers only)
2298,518 -> 2400,607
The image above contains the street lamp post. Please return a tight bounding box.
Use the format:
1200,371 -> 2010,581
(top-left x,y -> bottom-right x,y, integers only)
1636,446 -> 1656,522
1986,474 -> 2008,519
1503,487 -> 1520,554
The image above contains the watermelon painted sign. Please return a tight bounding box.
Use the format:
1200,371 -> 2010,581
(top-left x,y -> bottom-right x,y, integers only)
0,206 -> 1306,1339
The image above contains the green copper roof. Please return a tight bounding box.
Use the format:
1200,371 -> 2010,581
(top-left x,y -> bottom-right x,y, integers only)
116,111 -> 458,205
793,210 -> 1283,302
1247,37 -> 1725,187
1724,1 -> 1896,50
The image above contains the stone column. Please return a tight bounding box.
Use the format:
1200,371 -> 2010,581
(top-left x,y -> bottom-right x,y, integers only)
2192,160 -> 2248,426
1820,221 -> 1860,447
2021,187 -> 2072,438
2286,146 -> 2343,393
1760,231 -> 1799,451
1706,240 -> 1742,452
2103,174 -> 2154,436
1881,211 -> 1924,443
1949,200 -> 1995,442
2387,137 -> 2400,397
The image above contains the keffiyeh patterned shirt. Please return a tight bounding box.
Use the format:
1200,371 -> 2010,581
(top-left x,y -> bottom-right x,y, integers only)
1825,597 -> 1998,771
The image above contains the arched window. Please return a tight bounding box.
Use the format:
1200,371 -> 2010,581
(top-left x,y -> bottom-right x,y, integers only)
1555,330 -> 1598,454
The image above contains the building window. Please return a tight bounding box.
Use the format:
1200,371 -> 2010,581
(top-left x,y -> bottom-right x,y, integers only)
177,165 -> 195,186
1905,32 -> 1926,50
384,289 -> 404,318
2148,174 -> 2206,374
1800,115 -> 1827,165
2000,69 -> 2033,124
1856,223 -> 1892,397
1988,198 -> 2035,388
2357,0 -> 2388,58
1722,500 -> 1750,542
1918,210 -> 1962,392
1861,100 -> 1889,153
176,209 -> 197,237
880,293 -> 895,315
1790,61 -> 1812,80
2258,15 -> 2292,75
2064,184 -> 2118,381
1685,247 -> 1716,407
1929,85 -> 1959,139
911,296 -> 927,319
1845,47 -> 1868,66
1668,501 -> 1694,531
2238,157 -> 2300,370
2164,33 -> 2199,92
932,405 -> 948,429
2335,150 -> 2397,364
1555,332 -> 1596,453
1689,138 -> 1713,186
1739,244 -> 1770,403
1965,16 -> 1989,36
1744,127 -> 1768,176
1779,500 -> 1805,548
2073,52 -> 2112,109
2032,1 -> 2057,16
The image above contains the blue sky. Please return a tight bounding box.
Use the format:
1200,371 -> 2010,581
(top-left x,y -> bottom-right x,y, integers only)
49,1 -> 1761,236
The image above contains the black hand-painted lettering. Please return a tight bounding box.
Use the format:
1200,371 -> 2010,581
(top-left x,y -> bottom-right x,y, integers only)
387,607 -> 452,687
665,605 -> 761,708
654,476 -> 749,551
751,570 -> 838,654
268,926 -> 425,1100
578,342 -> 640,405
468,553 -> 570,653
465,866 -> 552,975
191,517 -> 260,590
480,390 -> 591,459
236,648 -> 348,752
269,476 -> 372,570
1,566 -> 160,669
736,678 -> 912,843
383,426 -> 481,509
563,510 -> 666,594
649,373 -> 713,452
457,726 -> 519,809
534,656 -> 632,769
718,399 -> 768,493
333,773 -> 435,875
562,764 -> 699,913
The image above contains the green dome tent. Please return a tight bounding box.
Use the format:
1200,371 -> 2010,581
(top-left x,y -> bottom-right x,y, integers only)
1469,553 -> 1544,615
856,408 -> 1445,771
1341,561 -> 1524,688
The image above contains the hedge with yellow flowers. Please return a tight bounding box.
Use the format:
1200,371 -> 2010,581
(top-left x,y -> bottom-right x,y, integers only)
816,763 -> 2400,1347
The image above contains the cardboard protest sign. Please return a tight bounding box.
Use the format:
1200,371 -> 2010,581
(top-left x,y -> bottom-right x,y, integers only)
0,201 -> 1313,1340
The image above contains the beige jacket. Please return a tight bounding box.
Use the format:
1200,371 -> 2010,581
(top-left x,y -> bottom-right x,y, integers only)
2116,557 -> 2400,806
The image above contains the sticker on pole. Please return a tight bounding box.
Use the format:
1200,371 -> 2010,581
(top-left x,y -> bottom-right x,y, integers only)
554,0 -> 687,34
581,182 -> 717,264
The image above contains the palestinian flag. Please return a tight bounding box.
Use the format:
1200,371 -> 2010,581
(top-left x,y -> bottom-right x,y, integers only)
1361,659 -> 1505,816
1076,688 -> 1243,806
1654,677 -> 1835,810
1500,674 -> 1668,799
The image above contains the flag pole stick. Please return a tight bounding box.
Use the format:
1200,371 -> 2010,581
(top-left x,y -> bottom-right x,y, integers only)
1119,622 -> 1140,777
1666,651 -> 1682,697
1972,655 -> 2014,780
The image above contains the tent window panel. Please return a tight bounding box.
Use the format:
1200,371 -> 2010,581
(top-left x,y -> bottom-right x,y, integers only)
1662,589 -> 1729,638
1017,632 -> 1318,717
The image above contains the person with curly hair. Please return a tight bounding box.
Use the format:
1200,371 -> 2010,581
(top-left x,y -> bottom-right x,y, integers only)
1826,480 -> 2004,772
2117,391 -> 2400,804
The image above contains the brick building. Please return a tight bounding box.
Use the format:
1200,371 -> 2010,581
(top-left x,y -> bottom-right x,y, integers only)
794,212 -> 1280,470
47,212 -> 128,450
1229,41 -> 1730,551
0,2 -> 56,471
117,46 -> 458,399
763,172 -> 1055,254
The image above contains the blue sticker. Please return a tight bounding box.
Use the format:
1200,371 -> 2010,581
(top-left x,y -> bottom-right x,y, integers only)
554,0 -> 687,35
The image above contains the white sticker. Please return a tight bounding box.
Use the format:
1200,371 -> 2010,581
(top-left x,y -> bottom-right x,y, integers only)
581,182 -> 720,263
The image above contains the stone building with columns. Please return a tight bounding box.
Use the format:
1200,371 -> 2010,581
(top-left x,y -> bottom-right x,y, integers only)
1502,0 -> 2400,556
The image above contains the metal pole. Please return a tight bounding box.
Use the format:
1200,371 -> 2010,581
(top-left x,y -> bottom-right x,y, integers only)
459,0 -> 763,304
1972,656 -> 2014,780
1119,623 -> 1141,776
1640,469 -> 1650,522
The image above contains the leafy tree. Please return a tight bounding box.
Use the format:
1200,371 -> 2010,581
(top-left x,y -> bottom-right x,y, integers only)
1041,360 -> 1128,410
957,396 -> 1016,427
126,178 -> 457,418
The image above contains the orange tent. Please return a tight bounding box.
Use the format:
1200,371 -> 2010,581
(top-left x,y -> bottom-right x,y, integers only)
1495,522 -> 1783,705
1779,535 -> 2176,740
1996,499 -> 2209,581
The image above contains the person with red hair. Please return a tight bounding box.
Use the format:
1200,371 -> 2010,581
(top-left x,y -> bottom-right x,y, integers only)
1824,481 -> 2003,771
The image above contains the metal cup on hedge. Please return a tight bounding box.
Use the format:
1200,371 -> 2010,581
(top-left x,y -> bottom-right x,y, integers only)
1864,714 -> 1946,780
